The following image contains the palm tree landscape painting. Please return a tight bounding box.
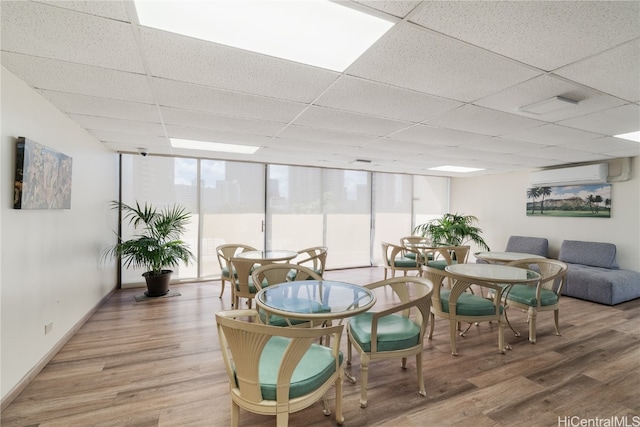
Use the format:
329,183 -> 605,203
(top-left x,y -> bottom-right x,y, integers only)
526,184 -> 611,217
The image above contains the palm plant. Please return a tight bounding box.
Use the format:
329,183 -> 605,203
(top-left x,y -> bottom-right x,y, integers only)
413,213 -> 490,251
105,201 -> 194,277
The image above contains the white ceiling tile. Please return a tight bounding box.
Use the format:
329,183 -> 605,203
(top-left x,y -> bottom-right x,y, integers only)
389,124 -> 489,146
315,76 -> 462,122
367,138 -> 450,154
39,90 -> 161,122
70,114 -> 165,135
426,105 -> 544,136
276,125 -> 374,146
554,39 -> 640,103
410,1 -> 640,71
351,1 -> 422,18
468,137 -> 548,154
267,138 -> 361,155
291,106 -> 410,136
36,1 -> 130,20
475,74 -> 626,121
504,124 -> 604,145
561,136 -> 640,155
1,1 -> 144,72
152,78 -> 306,123
348,23 -> 541,102
140,28 -> 340,103
160,107 -> 285,137
558,104 -> 640,135
2,53 -> 154,103
90,130 -> 169,147
164,125 -> 273,146
103,142 -> 174,156
517,146 -> 608,164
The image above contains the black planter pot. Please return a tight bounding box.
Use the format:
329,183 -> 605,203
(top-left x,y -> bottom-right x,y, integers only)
142,270 -> 173,297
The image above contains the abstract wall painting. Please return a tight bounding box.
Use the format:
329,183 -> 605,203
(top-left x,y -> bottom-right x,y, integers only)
14,137 -> 73,209
526,184 -> 611,218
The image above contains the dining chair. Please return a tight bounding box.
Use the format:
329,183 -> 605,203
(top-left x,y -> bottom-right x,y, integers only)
399,236 -> 432,261
423,245 -> 470,271
346,276 -> 434,408
251,263 -> 327,327
216,244 -> 257,304
216,309 -> 345,427
288,246 -> 328,280
381,242 -> 422,279
229,256 -> 260,309
422,266 -> 506,356
504,258 -> 568,343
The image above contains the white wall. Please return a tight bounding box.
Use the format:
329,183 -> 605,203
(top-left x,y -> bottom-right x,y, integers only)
450,157 -> 640,271
1,68 -> 119,400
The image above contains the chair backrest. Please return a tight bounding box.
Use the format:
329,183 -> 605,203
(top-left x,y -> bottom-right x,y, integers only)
400,235 -> 431,247
229,257 -> 258,298
216,243 -> 257,272
215,309 -> 344,419
506,258 -> 568,295
382,242 -> 420,266
360,276 -> 434,352
505,236 -> 549,257
294,246 -> 328,275
251,263 -> 322,289
431,245 -> 470,264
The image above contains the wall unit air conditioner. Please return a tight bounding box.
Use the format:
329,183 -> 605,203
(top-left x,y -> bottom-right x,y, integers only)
530,164 -> 608,186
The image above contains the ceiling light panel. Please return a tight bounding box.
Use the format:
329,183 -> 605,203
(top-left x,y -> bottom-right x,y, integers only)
134,1 -> 395,72
518,96 -> 578,115
170,138 -> 260,154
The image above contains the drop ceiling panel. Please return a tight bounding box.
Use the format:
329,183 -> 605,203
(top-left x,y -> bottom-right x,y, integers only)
348,23 -> 541,102
554,39 -> 640,103
291,106 -> 411,136
2,53 -> 154,103
268,137 -> 361,155
517,146 -> 612,163
39,90 -> 161,122
504,124 -> 604,145
1,1 -> 144,73
152,78 -> 306,123
164,125 -> 273,147
352,1 -> 421,18
139,28 -> 340,103
69,114 -> 165,135
389,124 -> 490,146
276,125 -> 375,146
37,1 -> 130,20
425,105 -> 544,136
410,1 -> 640,71
314,75 -> 462,122
558,104 -> 640,135
92,130 -> 170,147
160,107 -> 285,137
468,137 -> 548,154
561,136 -> 640,155
475,75 -> 627,121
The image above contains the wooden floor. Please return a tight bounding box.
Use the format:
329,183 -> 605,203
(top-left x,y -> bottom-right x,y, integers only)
3,267 -> 640,427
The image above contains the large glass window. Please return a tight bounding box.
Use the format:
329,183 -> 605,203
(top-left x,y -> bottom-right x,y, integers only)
372,173 -> 413,264
413,175 -> 450,228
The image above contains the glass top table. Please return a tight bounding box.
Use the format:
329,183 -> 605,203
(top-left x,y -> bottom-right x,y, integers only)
445,263 -> 541,283
255,280 -> 376,322
235,250 -> 298,262
474,251 -> 546,263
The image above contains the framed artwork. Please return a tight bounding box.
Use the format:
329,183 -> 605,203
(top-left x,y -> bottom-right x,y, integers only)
14,137 -> 73,209
526,184 -> 611,218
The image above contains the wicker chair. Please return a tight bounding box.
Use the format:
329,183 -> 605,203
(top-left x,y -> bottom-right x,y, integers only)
381,242 -> 422,279
216,244 -> 257,304
216,309 -> 345,426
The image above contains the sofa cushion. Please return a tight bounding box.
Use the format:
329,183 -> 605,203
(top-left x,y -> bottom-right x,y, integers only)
559,240 -> 618,269
561,263 -> 640,305
505,235 -> 549,257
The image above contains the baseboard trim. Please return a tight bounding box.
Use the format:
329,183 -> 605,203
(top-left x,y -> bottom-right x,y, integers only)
1,288 -> 116,411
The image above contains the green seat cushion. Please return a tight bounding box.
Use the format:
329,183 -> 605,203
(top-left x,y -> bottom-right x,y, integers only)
393,257 -> 419,268
404,252 -> 433,261
427,259 -> 458,270
258,297 -> 331,327
257,336 -> 343,400
440,290 -> 504,315
507,284 -> 558,306
221,266 -> 232,279
286,268 -> 322,281
235,277 -> 257,293
348,312 -> 420,352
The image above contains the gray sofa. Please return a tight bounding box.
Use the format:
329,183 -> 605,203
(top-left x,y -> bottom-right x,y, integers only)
476,235 -> 549,264
559,240 -> 640,305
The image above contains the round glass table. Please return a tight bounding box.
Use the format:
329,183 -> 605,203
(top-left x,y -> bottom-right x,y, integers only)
445,263 -> 541,283
255,280 -> 376,323
235,250 -> 298,263
474,251 -> 546,263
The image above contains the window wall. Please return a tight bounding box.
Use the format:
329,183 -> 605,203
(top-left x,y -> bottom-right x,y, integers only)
120,154 -> 448,284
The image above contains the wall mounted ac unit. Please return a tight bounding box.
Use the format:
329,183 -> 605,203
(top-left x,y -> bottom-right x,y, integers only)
530,163 -> 608,186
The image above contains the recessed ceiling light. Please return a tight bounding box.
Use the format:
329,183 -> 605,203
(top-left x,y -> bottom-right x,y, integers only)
518,96 -> 578,115
613,131 -> 640,143
429,165 -> 484,173
134,1 -> 395,72
170,138 -> 259,154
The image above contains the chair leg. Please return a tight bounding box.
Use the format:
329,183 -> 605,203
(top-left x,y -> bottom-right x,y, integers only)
528,307 -> 537,344
334,376 -> 344,424
428,312 -> 435,339
449,319 -> 458,356
231,400 -> 240,427
401,357 -> 407,369
416,353 -> 426,397
219,278 -> 226,298
276,411 -> 289,427
498,318 -> 506,354
359,355 -> 370,408
553,309 -> 561,336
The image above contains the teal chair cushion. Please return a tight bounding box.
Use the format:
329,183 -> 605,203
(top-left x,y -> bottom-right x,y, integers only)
427,260 -> 458,270
405,252 -> 433,261
348,312 -> 420,352
221,266 -> 232,279
235,277 -> 258,293
258,297 -> 331,327
440,290 -> 504,315
507,284 -> 558,306
393,257 -> 419,268
257,336 -> 343,400
286,268 -> 322,281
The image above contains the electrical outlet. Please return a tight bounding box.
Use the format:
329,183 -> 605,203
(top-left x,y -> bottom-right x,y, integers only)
44,322 -> 53,335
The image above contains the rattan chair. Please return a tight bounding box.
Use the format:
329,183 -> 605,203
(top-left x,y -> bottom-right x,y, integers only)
423,245 -> 470,271
346,276 -> 434,408
216,244 -> 257,304
381,242 -> 422,279
229,256 -> 259,309
216,309 -> 345,427
423,266 -> 506,356
504,258 -> 568,343
287,246 -> 328,280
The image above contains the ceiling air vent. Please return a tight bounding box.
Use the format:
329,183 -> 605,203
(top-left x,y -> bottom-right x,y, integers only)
530,164 -> 608,187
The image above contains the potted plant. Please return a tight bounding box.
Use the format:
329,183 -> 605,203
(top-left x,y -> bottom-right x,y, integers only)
413,213 -> 490,251
105,201 -> 194,297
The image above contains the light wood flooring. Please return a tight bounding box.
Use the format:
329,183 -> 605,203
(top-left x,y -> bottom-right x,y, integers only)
2,267 -> 640,427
